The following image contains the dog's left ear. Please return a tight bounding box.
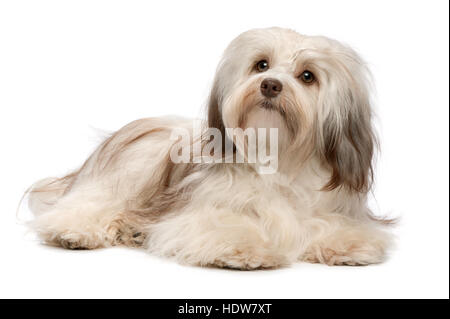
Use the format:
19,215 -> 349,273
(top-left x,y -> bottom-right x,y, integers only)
317,50 -> 376,193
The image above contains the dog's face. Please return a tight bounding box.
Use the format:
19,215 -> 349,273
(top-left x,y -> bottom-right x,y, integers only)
208,27 -> 376,192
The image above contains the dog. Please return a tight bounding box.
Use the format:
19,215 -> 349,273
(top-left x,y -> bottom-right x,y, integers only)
27,27 -> 392,269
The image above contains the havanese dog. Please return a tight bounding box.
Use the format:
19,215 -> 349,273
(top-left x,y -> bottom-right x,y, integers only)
27,27 -> 393,269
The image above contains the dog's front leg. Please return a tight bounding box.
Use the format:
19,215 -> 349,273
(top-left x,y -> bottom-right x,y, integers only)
145,209 -> 294,270
300,216 -> 392,266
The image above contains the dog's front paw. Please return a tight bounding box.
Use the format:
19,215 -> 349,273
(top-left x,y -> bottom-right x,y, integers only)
303,233 -> 390,266
209,248 -> 287,270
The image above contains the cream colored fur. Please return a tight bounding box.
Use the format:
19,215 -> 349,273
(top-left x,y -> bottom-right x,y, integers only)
27,27 -> 392,269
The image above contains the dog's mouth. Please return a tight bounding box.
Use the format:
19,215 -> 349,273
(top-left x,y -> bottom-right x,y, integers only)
259,100 -> 286,117
260,100 -> 276,110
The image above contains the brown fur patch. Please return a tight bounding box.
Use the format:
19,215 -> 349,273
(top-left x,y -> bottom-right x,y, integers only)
95,120 -> 165,171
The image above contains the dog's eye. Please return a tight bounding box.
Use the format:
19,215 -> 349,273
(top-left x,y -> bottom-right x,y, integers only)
299,71 -> 315,84
256,60 -> 269,72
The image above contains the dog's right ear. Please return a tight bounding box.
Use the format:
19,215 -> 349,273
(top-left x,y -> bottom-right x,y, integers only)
207,80 -> 225,138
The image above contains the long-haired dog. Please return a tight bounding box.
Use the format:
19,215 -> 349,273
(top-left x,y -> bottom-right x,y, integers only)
27,27 -> 392,269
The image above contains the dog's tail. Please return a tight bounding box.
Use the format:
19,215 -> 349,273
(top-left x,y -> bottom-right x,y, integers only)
24,173 -> 77,216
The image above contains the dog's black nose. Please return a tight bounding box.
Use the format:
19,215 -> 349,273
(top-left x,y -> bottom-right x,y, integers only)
260,78 -> 283,98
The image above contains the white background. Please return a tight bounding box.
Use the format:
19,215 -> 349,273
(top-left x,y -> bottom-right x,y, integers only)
0,0 -> 448,299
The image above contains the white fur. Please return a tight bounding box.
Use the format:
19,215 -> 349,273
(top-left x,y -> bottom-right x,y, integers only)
27,28 -> 392,269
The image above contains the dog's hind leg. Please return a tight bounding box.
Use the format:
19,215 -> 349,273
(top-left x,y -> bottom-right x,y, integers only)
27,174 -> 77,216
29,182 -> 143,250
26,118 -> 181,249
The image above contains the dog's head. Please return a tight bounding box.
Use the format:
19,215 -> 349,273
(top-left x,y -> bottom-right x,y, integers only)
207,27 -> 376,192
